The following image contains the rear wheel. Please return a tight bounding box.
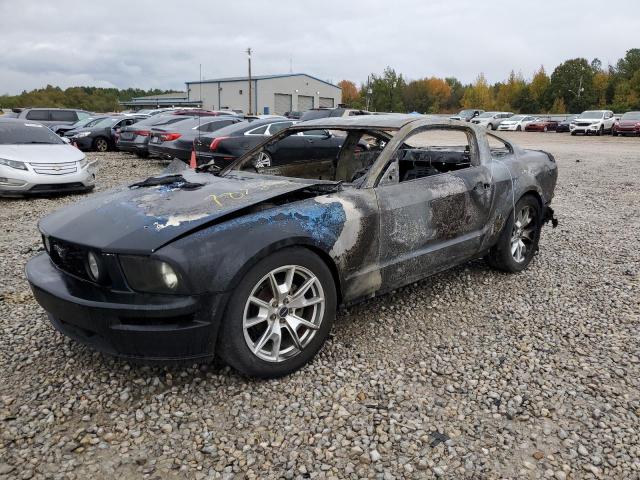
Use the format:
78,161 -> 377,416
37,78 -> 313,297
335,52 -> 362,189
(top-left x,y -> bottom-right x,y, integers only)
93,137 -> 109,152
487,195 -> 542,273
217,247 -> 336,378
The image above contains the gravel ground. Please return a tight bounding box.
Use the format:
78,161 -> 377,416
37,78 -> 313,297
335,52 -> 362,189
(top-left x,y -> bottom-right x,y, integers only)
0,134 -> 638,479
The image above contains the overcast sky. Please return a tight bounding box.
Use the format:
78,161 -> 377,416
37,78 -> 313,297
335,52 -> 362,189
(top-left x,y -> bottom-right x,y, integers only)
1,0 -> 637,95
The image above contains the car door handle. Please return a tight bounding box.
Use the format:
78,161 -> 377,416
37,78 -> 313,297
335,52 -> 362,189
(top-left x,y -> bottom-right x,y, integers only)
474,182 -> 491,191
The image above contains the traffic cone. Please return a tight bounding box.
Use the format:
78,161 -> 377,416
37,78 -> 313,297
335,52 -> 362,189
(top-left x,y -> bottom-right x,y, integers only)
189,149 -> 197,169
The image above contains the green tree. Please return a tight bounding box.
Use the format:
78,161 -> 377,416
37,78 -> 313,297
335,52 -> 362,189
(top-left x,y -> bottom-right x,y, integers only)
615,48 -> 640,80
444,77 -> 464,111
529,66 -> 551,111
369,67 -> 406,112
461,73 -> 494,110
550,58 -> 595,112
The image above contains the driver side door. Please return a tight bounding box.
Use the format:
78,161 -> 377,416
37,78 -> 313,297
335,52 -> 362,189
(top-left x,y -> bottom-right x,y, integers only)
374,126 -> 494,291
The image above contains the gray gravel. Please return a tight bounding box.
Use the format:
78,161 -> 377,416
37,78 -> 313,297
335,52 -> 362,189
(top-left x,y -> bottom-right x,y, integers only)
1,136 -> 639,479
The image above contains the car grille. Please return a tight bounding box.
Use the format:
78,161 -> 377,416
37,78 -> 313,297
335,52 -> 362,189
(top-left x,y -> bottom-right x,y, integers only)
48,237 -> 90,281
29,182 -> 85,192
30,161 -> 77,175
575,122 -> 593,127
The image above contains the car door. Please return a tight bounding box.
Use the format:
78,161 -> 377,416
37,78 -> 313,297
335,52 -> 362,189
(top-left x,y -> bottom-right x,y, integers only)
300,130 -> 342,160
374,126 -> 495,291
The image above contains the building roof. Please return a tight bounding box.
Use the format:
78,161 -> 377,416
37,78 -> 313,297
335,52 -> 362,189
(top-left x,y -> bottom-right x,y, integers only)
186,73 -> 340,89
119,92 -> 201,107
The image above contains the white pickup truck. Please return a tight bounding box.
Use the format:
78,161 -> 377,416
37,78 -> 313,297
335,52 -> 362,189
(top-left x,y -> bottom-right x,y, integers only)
570,110 -> 616,136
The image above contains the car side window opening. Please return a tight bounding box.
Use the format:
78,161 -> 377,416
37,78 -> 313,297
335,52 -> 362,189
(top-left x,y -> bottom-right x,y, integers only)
25,110 -> 50,121
267,122 -> 293,135
486,133 -> 513,157
246,125 -> 268,135
391,127 -> 478,183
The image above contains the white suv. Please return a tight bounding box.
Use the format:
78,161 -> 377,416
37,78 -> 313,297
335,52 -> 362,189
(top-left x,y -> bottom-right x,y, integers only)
570,110 -> 616,136
471,112 -> 514,130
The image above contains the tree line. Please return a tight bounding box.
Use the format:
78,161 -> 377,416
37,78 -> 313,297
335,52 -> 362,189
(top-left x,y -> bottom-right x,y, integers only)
338,48 -> 640,114
0,86 -> 181,113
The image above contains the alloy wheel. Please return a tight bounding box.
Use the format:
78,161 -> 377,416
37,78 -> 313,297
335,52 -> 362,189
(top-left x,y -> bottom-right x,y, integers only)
95,139 -> 108,152
243,265 -> 325,362
510,206 -> 536,263
255,151 -> 272,168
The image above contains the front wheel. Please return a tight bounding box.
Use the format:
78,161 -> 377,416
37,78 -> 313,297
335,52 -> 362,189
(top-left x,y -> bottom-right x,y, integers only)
93,137 -> 109,152
486,195 -> 542,273
217,247 -> 336,378
543,126 -> 548,132
596,125 -> 603,136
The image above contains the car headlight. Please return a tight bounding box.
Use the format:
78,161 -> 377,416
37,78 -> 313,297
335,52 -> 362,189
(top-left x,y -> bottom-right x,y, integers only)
86,251 -> 102,281
78,158 -> 88,169
119,255 -> 184,293
75,131 -> 92,138
0,158 -> 28,170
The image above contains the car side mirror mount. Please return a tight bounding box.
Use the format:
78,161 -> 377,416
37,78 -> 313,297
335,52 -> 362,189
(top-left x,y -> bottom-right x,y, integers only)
61,137 -> 71,144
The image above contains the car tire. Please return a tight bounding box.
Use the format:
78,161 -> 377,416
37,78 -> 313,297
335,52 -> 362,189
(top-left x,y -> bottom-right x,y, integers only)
254,151 -> 272,168
516,125 -> 521,131
543,126 -> 548,132
135,151 -> 150,158
217,247 -> 337,378
570,132 -> 576,136
612,130 -> 618,137
596,126 -> 603,136
486,194 -> 542,273
93,137 -> 109,152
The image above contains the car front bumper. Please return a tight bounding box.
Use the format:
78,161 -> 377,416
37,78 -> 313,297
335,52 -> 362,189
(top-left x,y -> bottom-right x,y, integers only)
26,253 -> 227,362
66,136 -> 95,150
497,124 -> 519,131
614,126 -> 640,135
570,124 -> 601,134
0,163 -> 97,196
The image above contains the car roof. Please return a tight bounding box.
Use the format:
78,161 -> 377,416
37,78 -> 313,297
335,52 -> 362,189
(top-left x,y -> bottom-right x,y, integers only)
296,114 -> 434,130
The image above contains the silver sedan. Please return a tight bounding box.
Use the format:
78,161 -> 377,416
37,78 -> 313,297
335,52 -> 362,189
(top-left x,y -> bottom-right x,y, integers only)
0,119 -> 97,196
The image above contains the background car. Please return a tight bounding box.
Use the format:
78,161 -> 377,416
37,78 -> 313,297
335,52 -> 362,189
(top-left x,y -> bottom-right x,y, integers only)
570,110 -> 616,136
525,118 -> 559,132
612,111 -> 640,136
0,118 -> 96,196
471,111 -> 513,130
50,116 -> 105,136
299,108 -> 370,121
192,118 -> 364,168
497,115 -> 538,131
450,109 -> 484,122
555,114 -> 578,133
14,108 -> 93,127
117,114 -> 204,158
147,116 -> 244,161
65,116 -> 144,152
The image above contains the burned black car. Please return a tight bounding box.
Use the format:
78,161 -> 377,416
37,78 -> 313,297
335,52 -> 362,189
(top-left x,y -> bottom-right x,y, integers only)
26,115 -> 558,378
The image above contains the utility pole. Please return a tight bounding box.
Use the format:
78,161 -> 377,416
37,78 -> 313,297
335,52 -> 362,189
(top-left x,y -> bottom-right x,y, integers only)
247,47 -> 252,115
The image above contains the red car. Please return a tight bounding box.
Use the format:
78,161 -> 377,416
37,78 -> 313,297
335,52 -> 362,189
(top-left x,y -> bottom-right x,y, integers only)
525,118 -> 559,132
612,111 -> 640,136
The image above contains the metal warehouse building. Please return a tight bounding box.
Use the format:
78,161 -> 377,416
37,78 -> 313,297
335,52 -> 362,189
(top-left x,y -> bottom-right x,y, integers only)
185,73 -> 342,115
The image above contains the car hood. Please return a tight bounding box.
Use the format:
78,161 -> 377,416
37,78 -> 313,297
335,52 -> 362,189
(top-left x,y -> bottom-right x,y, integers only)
0,144 -> 85,163
619,120 -> 640,126
39,166 -> 335,254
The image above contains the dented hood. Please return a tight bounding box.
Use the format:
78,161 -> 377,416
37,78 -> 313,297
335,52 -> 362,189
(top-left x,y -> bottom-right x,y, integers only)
39,169 -> 326,254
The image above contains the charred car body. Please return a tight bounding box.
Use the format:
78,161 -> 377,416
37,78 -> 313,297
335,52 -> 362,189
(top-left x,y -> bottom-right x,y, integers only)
26,115 -> 558,378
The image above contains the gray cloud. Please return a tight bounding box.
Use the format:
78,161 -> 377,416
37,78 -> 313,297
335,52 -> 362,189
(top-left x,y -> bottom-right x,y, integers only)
0,0 -> 637,95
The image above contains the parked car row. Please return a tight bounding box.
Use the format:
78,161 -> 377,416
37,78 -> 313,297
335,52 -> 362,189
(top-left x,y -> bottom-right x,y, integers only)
450,108 -> 639,137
